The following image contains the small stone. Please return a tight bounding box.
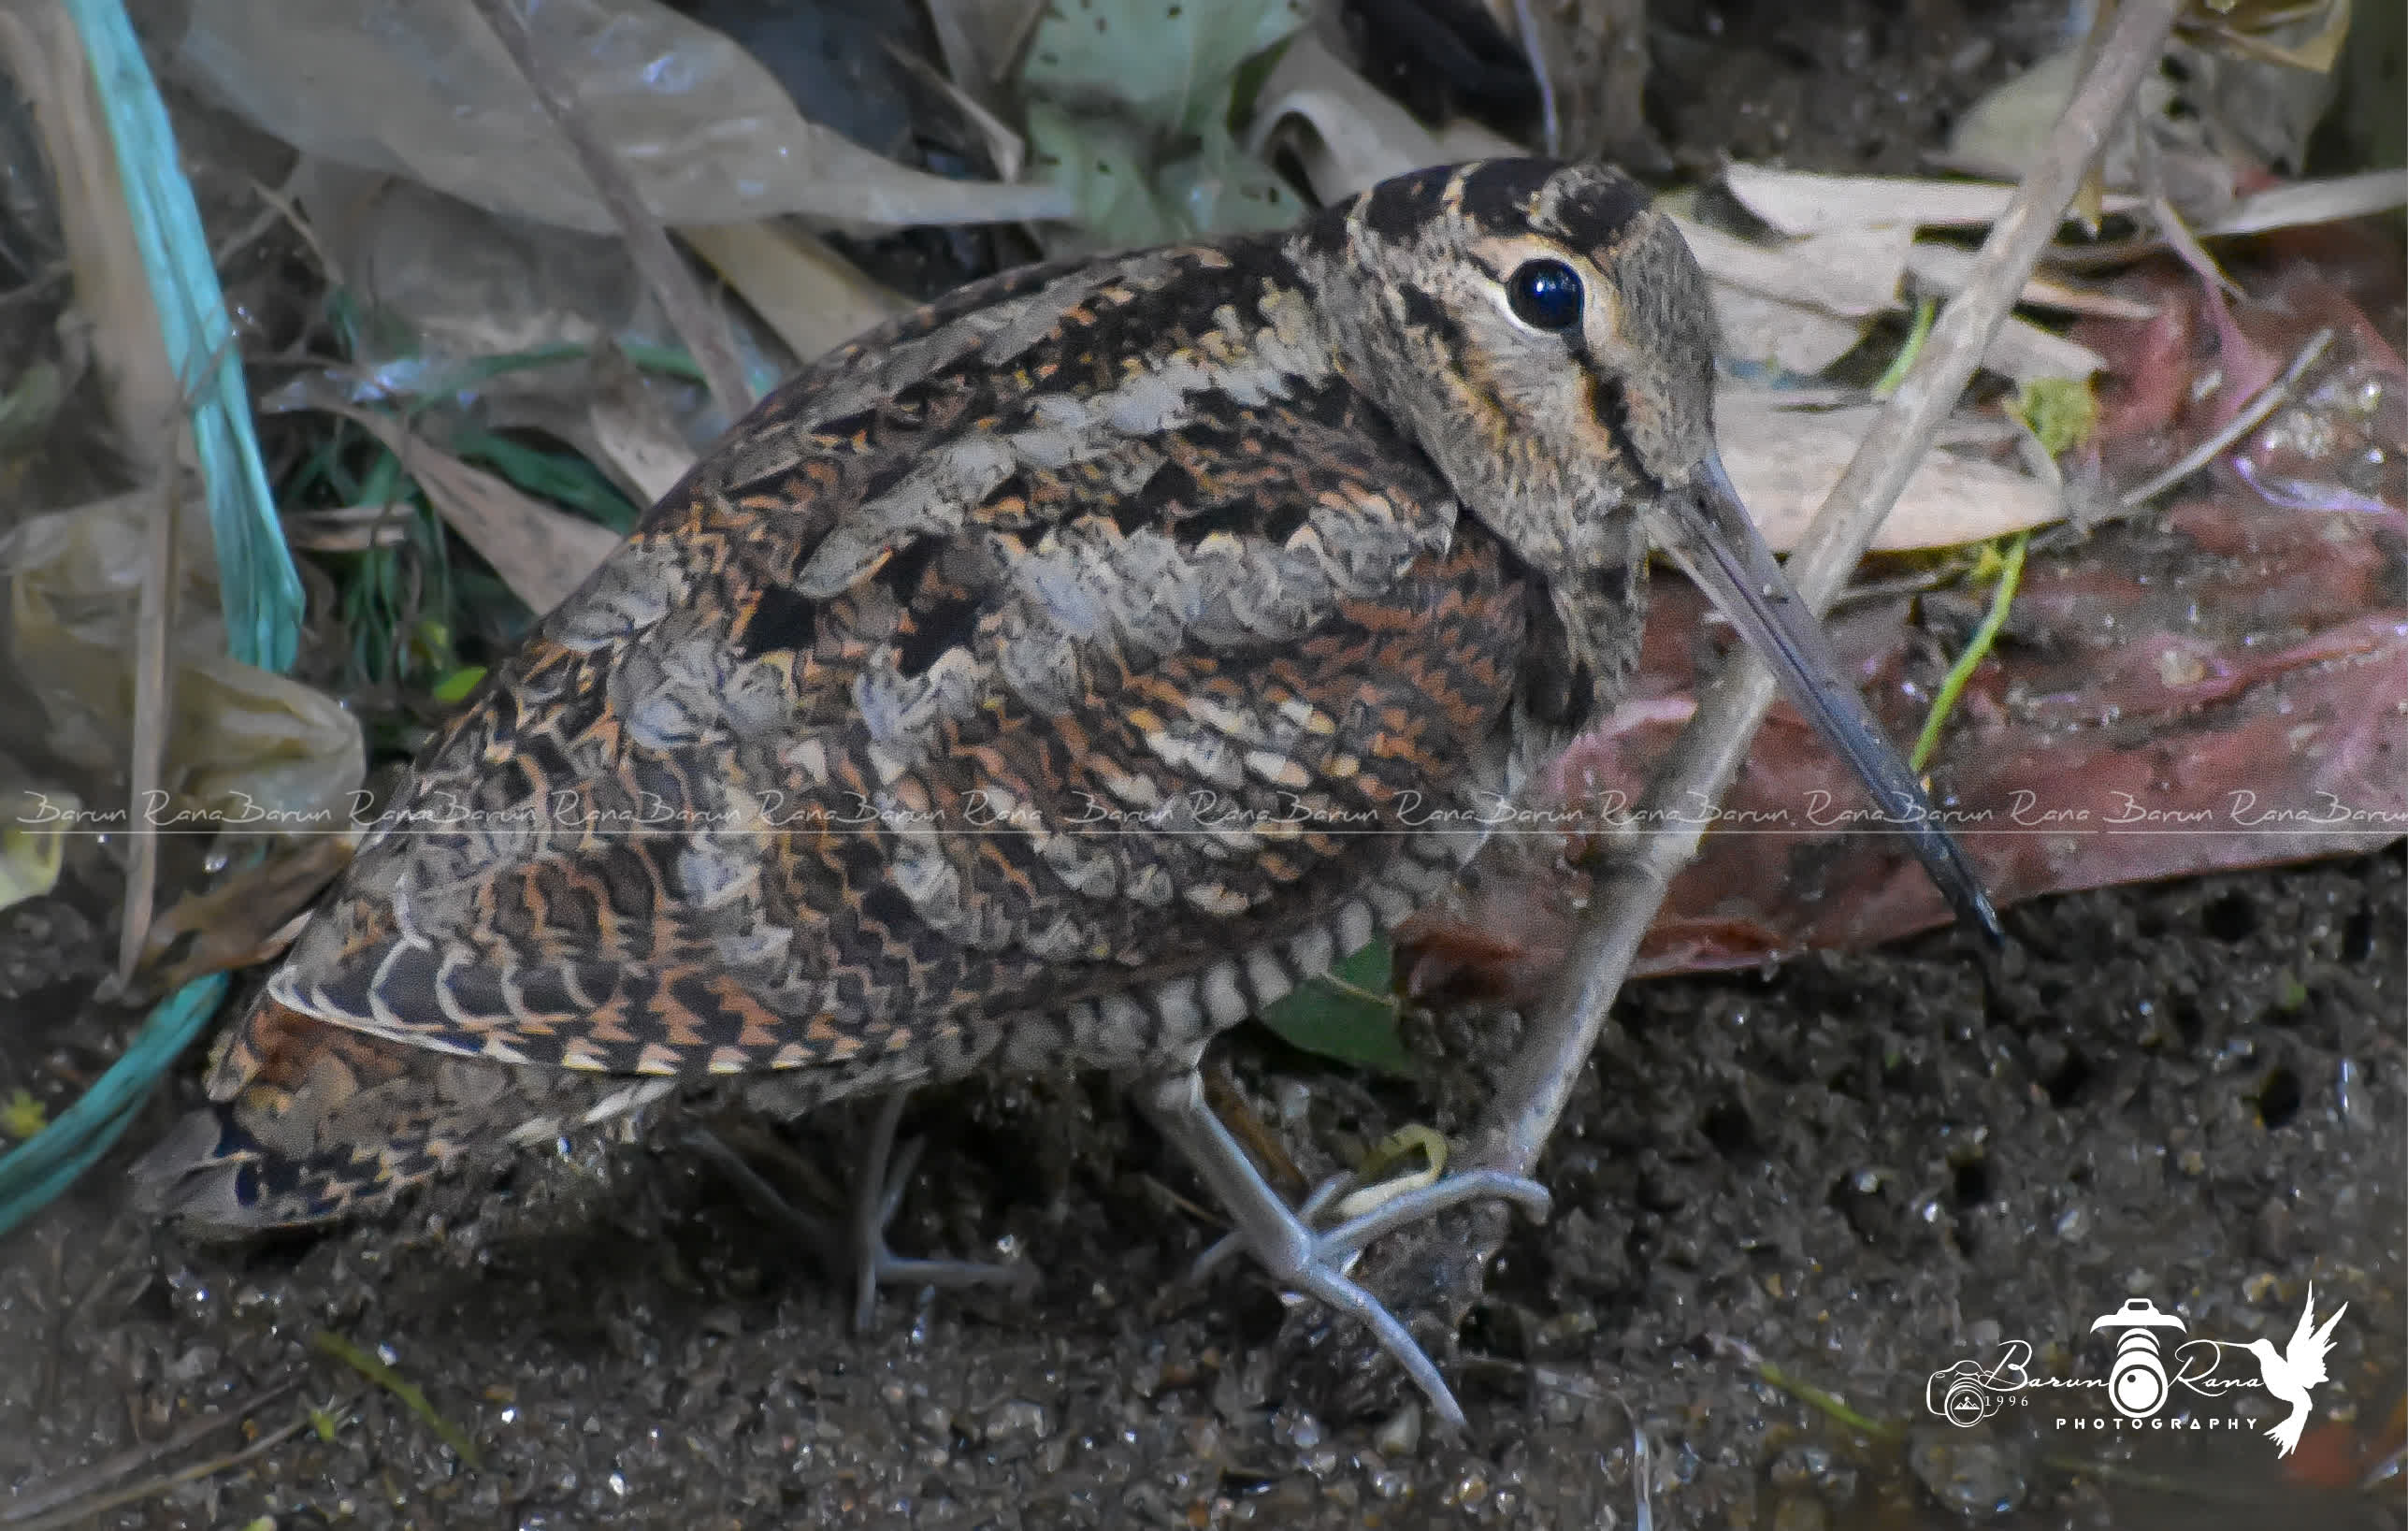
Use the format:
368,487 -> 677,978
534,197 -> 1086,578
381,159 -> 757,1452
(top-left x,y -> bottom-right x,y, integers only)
1372,1399 -> 1421,1457
1908,1433 -> 2027,1518
983,1398 -> 1051,1445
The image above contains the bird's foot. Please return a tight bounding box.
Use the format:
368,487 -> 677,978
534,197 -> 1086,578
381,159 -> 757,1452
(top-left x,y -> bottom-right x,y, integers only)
685,1096 -> 1035,1330
1138,1068 -> 1550,1430
848,1090 -> 1037,1333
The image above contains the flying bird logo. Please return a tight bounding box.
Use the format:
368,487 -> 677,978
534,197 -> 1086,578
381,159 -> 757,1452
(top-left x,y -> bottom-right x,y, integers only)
2235,1284 -> 2349,1458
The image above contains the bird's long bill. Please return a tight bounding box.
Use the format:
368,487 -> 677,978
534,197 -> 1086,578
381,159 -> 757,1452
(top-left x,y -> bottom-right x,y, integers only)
1646,455 -> 2004,945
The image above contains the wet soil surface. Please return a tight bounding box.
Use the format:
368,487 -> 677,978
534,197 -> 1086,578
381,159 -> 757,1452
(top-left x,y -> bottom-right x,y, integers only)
1,850 -> 2400,1529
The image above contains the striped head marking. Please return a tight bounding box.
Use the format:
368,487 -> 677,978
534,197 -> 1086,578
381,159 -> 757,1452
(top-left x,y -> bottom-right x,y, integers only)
1287,159 -> 1722,715
1294,159 -> 1718,556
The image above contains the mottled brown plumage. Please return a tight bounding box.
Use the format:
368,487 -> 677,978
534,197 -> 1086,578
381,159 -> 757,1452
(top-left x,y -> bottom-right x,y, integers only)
137,159 -> 1993,1424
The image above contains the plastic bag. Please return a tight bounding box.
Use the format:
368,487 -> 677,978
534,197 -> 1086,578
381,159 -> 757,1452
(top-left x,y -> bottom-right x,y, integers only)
172,0 -> 1073,233
0,493 -> 364,836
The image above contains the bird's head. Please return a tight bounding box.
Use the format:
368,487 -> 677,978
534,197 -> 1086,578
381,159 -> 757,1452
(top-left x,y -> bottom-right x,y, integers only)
1291,159 -> 2001,942
1290,160 -> 1712,715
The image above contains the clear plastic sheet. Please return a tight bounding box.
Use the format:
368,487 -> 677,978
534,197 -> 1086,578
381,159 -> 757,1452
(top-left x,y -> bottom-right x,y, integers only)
172,0 -> 1074,232
0,494 -> 364,836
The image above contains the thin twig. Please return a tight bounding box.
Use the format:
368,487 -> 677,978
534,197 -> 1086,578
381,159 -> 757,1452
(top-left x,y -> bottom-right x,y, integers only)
1475,0 -> 2186,1181
465,0 -> 755,424
116,445 -> 180,984
0,1380 -> 302,1524
1511,0 -> 1562,158
1,1409 -> 313,1531
2114,325 -> 2335,510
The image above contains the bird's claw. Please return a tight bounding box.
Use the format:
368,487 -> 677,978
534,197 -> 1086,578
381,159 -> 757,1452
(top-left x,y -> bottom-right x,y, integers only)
1141,1070 -> 1551,1430
852,1091 -> 1038,1332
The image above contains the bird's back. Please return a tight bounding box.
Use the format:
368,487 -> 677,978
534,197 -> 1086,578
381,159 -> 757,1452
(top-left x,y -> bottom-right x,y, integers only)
140,218 -> 1549,1228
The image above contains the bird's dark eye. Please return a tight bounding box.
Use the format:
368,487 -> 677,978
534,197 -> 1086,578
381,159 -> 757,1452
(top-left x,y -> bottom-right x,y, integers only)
1507,259 -> 1583,331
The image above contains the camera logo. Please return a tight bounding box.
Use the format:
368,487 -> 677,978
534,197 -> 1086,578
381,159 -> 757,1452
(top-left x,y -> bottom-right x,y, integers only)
1925,1288 -> 2348,1455
2089,1299 -> 2189,1420
1926,1357 -> 2011,1427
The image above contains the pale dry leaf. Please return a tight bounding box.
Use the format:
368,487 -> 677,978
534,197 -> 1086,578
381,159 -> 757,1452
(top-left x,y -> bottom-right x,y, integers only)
0,780 -> 72,915
884,41 -> 1026,182
1905,241 -> 2157,320
2185,0 -> 2353,77
1668,215 -> 1909,318
1247,34 -> 1518,204
585,356 -> 700,508
1668,213 -> 2107,382
1,495 -> 364,834
1980,314 -> 2107,386
279,504 -> 417,553
1432,118 -> 1529,164
2201,168 -> 2408,236
1723,163 -> 2142,237
1708,284 -> 1870,376
681,222 -> 909,367
1718,388 -> 2062,552
926,0 -> 1045,87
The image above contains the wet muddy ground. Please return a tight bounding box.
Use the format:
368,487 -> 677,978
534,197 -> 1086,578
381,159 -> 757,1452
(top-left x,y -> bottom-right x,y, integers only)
1,852 -> 2400,1529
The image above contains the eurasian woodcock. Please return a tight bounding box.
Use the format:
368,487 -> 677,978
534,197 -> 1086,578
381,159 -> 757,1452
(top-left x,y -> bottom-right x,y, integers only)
137,159 -> 1998,1426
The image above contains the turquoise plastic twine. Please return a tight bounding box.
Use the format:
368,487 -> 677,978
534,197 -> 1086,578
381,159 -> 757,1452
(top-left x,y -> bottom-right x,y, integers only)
0,0 -> 305,1238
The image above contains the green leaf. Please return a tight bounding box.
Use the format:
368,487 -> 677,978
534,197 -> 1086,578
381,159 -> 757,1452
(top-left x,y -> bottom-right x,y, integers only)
429,666 -> 486,705
1256,939 -> 1415,1076
1156,132 -> 1304,237
1018,0 -> 1308,245
447,428 -> 638,533
1025,102 -> 1179,249
1027,105 -> 1300,253
1020,0 -> 1308,139
310,1330 -> 482,1468
2011,376 -> 2099,456
0,1090 -> 46,1142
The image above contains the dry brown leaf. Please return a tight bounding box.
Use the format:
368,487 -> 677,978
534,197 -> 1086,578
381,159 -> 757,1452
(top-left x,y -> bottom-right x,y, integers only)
142,831 -> 359,989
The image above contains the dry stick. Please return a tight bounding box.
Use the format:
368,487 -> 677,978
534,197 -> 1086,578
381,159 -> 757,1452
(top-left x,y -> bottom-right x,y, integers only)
117,451 -> 180,985
467,0 -> 756,424
0,1380 -> 302,1524
1510,0 -> 1562,158
1,1410 -> 314,1531
1475,0 -> 2187,1180
2114,325 -> 2335,511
